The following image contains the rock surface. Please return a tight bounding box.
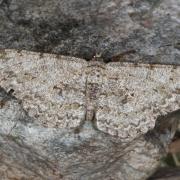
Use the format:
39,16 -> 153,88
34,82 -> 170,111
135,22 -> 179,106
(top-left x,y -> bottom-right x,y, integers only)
0,0 -> 180,64
0,0 -> 180,179
0,49 -> 179,179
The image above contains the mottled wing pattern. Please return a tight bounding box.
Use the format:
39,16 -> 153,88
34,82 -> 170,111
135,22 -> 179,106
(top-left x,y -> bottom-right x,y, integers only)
0,50 -> 87,129
96,63 -> 180,142
0,50 -> 179,142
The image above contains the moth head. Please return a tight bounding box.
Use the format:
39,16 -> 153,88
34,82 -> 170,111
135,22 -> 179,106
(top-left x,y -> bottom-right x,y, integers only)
92,53 -> 104,62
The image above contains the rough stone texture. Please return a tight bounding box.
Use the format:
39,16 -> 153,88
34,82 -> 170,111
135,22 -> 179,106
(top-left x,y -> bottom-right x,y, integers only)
0,49 -> 180,179
0,0 -> 180,64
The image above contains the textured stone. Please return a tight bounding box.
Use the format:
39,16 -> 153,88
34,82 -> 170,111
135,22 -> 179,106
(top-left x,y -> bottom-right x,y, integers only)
0,0 -> 180,64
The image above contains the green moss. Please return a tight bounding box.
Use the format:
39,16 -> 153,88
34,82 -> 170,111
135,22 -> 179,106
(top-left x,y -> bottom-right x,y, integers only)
7,134 -> 22,144
162,153 -> 180,167
0,50 -> 7,59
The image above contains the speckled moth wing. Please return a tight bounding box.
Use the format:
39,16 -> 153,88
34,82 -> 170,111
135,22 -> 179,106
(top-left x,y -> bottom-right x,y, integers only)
1,49 -> 180,142
96,62 -> 180,142
0,50 -> 87,129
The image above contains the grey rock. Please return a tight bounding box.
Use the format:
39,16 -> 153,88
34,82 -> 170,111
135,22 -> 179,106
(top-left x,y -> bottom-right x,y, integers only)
0,0 -> 180,64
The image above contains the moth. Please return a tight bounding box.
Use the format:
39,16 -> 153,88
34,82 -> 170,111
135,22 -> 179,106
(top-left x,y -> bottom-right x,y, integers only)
0,49 -> 179,142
